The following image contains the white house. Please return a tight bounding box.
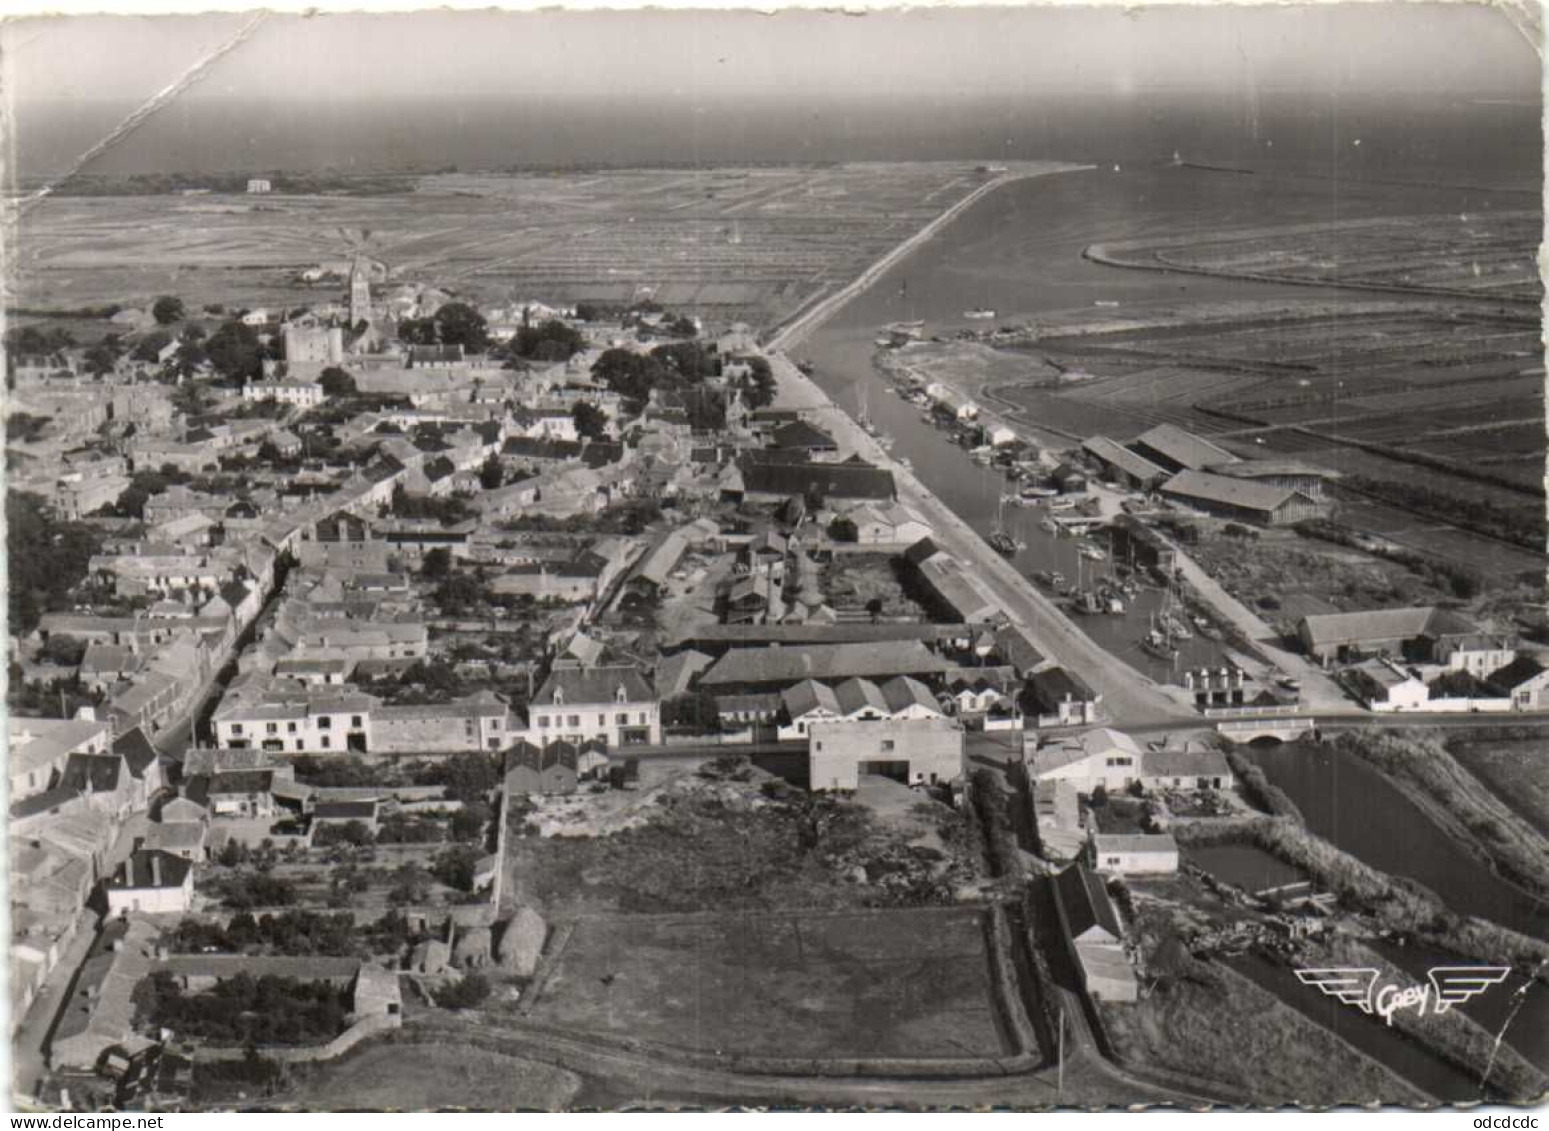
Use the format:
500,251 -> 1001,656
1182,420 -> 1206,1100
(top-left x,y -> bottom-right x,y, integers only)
243,379 -> 325,409
808,716 -> 964,792
1344,658 -> 1430,712
1029,728 -> 1233,793
1090,832 -> 1180,876
528,664 -> 660,749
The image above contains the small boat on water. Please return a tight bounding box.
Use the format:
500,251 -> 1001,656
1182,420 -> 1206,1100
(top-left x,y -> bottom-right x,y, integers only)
1104,592 -> 1126,615
964,308 -> 996,320
1078,545 -> 1107,562
1047,498 -> 1075,512
987,529 -> 1021,555
1039,517 -> 1059,534
797,360 -> 816,375
1072,590 -> 1105,615
1020,485 -> 1058,499
1141,632 -> 1179,661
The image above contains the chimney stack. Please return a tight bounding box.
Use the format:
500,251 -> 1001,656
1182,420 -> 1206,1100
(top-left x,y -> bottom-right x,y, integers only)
150,853 -> 162,887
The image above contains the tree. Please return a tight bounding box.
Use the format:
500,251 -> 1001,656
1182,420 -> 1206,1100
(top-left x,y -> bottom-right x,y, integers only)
512,318 -> 584,362
319,366 -> 357,398
131,329 -> 174,363
431,844 -> 481,892
434,973 -> 490,1010
6,492 -> 103,634
83,335 -> 124,377
740,355 -> 777,409
592,348 -> 667,403
571,401 -> 607,441
650,340 -> 719,382
432,302 -> 490,352
865,597 -> 884,624
828,516 -> 858,542
478,452 -> 505,491
388,863 -> 432,904
40,634 -> 87,667
422,547 -> 453,580
397,317 -> 437,346
204,320 -> 267,385
152,295 -> 185,325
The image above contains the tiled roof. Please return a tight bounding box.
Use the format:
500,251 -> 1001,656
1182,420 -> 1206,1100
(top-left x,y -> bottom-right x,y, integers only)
1132,424 -> 1238,471
534,664 -> 655,707
737,459 -> 895,502
1161,469 -> 1305,514
1053,862 -> 1123,942
700,640 -> 949,687
108,849 -> 192,890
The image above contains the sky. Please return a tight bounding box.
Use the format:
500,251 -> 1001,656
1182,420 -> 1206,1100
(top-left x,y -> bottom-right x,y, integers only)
4,4 -> 1538,107
1,4 -> 1539,178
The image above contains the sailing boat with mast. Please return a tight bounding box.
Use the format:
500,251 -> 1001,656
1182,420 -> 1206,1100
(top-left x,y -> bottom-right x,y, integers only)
855,381 -> 879,436
987,491 -> 1022,556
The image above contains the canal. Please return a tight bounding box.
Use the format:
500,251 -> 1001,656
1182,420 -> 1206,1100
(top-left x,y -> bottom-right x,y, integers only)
1245,739 -> 1549,1073
794,164 -> 1475,683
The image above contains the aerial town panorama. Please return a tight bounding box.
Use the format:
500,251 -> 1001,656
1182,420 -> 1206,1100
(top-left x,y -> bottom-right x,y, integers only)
4,5 -> 1547,1115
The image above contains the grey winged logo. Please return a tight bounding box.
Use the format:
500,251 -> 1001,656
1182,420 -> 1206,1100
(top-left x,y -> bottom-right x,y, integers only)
1295,967 -> 1381,1012
1295,965 -> 1512,1023
1428,966 -> 1512,1014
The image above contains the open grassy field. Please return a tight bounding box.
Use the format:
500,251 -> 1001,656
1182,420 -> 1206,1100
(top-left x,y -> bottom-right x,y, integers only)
7,164 -> 989,328
523,907 -> 1010,1060
1448,738 -> 1549,838
284,1042 -> 582,1110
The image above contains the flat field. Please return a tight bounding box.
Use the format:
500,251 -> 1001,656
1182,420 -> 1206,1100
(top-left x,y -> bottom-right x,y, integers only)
523,907 -> 1011,1060
7,164 -> 989,327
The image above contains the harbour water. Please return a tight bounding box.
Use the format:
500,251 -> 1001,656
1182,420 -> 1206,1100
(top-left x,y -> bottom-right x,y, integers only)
796,164 -> 1535,682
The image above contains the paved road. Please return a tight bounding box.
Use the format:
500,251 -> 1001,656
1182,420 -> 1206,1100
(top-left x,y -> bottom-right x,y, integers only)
408,1013 -> 1212,1109
771,358 -> 1192,729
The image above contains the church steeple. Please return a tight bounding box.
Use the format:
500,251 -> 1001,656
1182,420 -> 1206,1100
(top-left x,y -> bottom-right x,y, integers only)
348,255 -> 373,328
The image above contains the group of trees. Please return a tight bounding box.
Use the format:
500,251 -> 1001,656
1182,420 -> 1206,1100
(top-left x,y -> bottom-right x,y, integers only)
167,910 -> 360,957
216,870 -> 299,911
389,484 -> 475,527
132,971 -> 351,1047
7,491 -> 103,634
507,318 -> 585,363
398,302 -> 490,353
4,324 -> 75,359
